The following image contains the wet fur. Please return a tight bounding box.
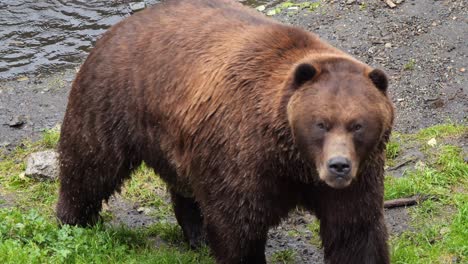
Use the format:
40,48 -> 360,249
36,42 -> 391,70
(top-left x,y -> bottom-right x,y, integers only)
57,0 -> 393,263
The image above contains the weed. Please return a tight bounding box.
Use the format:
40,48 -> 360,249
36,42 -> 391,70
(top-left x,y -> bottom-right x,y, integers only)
415,123 -> 466,141
121,163 -> 173,218
270,249 -> 296,264
403,58 -> 416,70
41,127 -> 60,149
386,140 -> 401,160
359,3 -> 368,10
307,219 -> 322,247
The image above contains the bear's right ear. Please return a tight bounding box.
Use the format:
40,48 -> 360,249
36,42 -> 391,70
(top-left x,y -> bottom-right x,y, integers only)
368,69 -> 388,94
292,63 -> 317,88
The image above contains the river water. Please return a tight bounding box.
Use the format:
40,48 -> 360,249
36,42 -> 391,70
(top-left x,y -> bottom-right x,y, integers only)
0,0 -> 275,80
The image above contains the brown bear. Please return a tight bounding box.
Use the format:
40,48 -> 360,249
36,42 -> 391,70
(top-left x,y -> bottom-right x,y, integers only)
56,0 -> 394,263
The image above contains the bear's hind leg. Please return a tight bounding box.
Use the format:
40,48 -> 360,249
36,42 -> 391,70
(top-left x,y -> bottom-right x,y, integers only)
170,190 -> 206,248
56,134 -> 139,226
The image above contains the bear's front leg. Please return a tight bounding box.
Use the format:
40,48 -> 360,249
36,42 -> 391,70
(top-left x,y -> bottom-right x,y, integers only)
202,201 -> 269,264
314,184 -> 389,264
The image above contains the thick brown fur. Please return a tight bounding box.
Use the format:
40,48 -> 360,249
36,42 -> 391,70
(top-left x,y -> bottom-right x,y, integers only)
56,0 -> 394,263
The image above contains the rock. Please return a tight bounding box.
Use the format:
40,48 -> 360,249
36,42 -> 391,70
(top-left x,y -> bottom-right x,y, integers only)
137,207 -> 152,214
25,150 -> 59,181
16,76 -> 29,82
395,0 -> 404,4
427,138 -> 437,147
346,0 -> 356,4
8,115 -> 26,128
266,9 -> 277,16
129,2 -> 146,12
0,141 -> 11,148
384,43 -> 392,48
256,5 -> 266,12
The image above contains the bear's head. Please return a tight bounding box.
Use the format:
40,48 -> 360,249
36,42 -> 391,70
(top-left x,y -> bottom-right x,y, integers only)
287,57 -> 394,189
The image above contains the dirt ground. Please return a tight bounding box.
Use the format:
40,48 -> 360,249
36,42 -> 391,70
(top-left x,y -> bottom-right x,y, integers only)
0,0 -> 466,263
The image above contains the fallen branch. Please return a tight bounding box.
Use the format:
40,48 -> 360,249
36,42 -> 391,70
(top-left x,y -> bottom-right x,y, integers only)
384,195 -> 426,209
386,158 -> 416,171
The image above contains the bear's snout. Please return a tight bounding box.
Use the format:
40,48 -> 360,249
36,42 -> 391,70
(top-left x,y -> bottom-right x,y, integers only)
324,156 -> 353,189
327,156 -> 351,178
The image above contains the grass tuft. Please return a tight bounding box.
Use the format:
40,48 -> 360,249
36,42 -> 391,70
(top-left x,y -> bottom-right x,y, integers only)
270,249 -> 296,264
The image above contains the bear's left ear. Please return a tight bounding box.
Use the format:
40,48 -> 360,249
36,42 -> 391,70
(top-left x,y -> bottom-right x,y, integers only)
293,63 -> 317,88
368,69 -> 388,94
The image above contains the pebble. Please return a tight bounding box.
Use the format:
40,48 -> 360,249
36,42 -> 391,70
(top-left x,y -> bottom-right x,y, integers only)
8,115 -> 26,128
129,2 -> 146,12
255,5 -> 265,12
384,43 -> 392,48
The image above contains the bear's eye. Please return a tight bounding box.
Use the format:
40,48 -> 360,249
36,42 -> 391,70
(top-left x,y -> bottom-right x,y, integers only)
317,123 -> 327,130
353,124 -> 363,132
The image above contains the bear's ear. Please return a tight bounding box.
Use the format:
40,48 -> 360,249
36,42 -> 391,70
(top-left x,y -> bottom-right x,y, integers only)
368,69 -> 388,93
293,63 -> 317,88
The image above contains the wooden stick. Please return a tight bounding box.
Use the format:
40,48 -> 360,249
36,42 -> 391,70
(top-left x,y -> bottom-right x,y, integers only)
384,195 -> 426,209
386,158 -> 415,171
384,0 -> 397,8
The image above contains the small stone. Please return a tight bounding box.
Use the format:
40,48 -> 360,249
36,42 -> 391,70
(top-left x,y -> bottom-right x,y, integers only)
9,41 -> 25,47
8,115 -> 26,128
384,43 -> 392,48
427,138 -> 437,147
346,0 -> 356,4
395,0 -> 404,4
16,76 -> 29,82
266,9 -> 277,16
255,5 -> 265,12
25,150 -> 59,181
287,6 -> 299,11
129,2 -> 146,12
460,68 -> 466,72
137,207 -> 152,214
439,227 -> 450,235
431,22 -> 437,26
415,160 -> 426,171
0,141 -> 11,148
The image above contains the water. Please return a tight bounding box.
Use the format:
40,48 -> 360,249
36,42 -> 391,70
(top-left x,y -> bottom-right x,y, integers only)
1,0 -> 276,80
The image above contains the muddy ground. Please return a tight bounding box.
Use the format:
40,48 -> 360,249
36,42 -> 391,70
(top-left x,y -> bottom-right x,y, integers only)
0,0 -> 466,263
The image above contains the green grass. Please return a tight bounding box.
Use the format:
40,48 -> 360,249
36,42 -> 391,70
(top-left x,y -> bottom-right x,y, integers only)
306,219 -> 322,248
403,58 -> 416,71
415,123 -> 466,141
270,249 -> 296,264
121,164 -> 173,218
0,129 -> 214,263
386,139 -> 401,160
0,208 -> 213,264
384,123 -> 467,263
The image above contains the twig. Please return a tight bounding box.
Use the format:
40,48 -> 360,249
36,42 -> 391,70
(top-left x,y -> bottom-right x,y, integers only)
386,158 -> 416,171
384,195 -> 426,209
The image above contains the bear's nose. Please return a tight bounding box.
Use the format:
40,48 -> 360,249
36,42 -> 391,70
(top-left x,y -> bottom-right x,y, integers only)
327,157 -> 351,177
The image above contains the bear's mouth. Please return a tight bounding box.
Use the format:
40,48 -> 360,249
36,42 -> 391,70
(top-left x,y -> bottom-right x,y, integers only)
317,160 -> 357,189
323,174 -> 353,189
